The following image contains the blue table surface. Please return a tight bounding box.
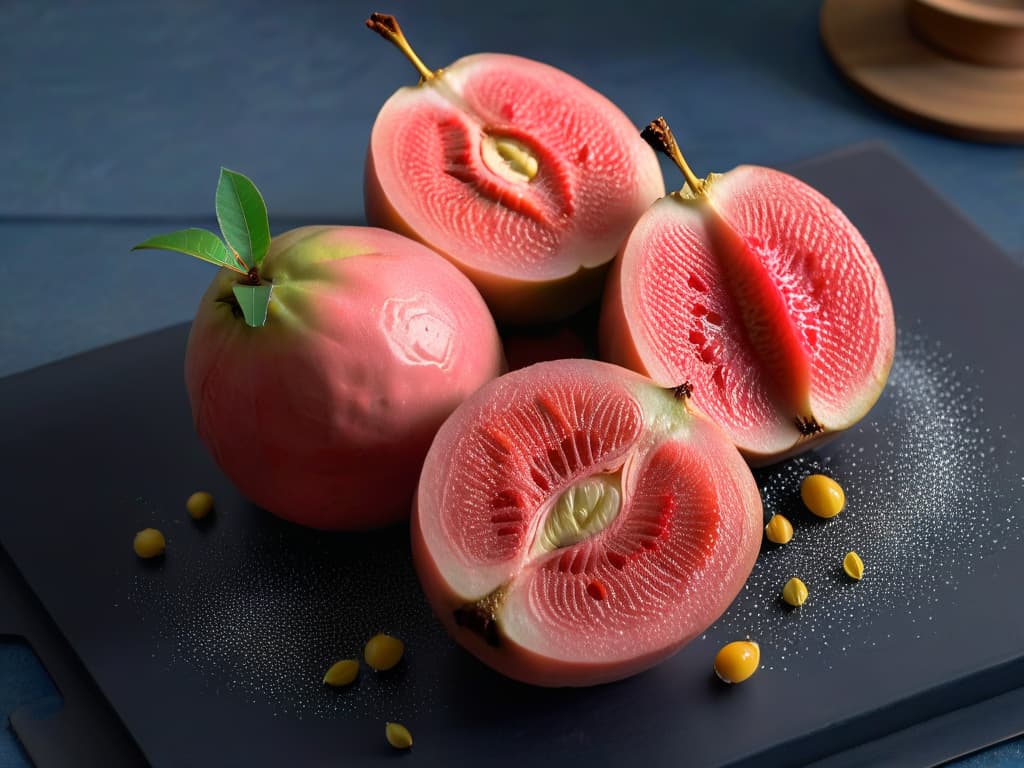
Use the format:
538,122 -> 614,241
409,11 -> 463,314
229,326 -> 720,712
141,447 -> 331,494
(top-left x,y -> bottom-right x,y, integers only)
1,1 -> 1022,765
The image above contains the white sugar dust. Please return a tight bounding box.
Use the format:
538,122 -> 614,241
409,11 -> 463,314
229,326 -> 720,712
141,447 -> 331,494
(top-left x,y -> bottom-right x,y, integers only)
130,523 -> 447,719
710,328 -> 1022,672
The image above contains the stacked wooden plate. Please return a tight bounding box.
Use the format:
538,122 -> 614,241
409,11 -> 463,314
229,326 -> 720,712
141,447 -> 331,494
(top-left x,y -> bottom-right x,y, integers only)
821,0 -> 1024,143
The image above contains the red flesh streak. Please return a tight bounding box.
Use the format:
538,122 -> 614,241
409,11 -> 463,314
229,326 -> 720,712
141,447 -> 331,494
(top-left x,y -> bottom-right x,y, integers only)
490,488 -> 524,509
490,510 -> 524,524
586,580 -> 607,600
704,210 -> 813,417
606,550 -> 628,570
535,392 -> 574,434
438,118 -> 571,227
529,464 -> 551,492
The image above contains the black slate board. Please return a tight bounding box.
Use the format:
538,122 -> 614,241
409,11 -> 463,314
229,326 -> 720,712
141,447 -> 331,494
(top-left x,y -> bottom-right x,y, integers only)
2,146 -> 1023,767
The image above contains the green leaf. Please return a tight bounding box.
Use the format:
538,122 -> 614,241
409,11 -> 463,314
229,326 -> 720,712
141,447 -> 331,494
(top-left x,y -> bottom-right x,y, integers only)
232,283 -> 273,328
216,168 -> 271,270
131,228 -> 247,274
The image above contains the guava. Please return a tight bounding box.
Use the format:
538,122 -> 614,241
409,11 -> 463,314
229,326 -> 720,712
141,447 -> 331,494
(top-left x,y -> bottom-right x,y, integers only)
364,14 -> 665,325
135,170 -> 504,529
600,118 -> 895,463
412,359 -> 763,686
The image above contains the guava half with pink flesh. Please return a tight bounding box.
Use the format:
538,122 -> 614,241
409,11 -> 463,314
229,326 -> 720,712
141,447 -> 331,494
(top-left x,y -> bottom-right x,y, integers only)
601,156 -> 895,464
185,225 -> 504,530
364,15 -> 665,325
413,359 -> 763,686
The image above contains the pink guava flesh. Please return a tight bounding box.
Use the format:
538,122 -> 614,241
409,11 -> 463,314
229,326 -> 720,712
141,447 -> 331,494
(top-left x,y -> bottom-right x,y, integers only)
413,359 -> 763,686
600,166 -> 895,462
185,226 -> 505,530
366,53 -> 665,324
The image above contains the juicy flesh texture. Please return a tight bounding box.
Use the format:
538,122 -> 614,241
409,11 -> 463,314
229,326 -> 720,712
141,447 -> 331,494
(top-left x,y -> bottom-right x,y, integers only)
414,359 -> 763,686
185,226 -> 504,530
602,166 -> 895,460
366,54 -> 664,321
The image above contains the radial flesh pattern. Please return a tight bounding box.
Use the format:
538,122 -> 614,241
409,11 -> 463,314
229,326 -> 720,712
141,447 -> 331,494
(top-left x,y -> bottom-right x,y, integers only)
366,54 -> 665,324
413,359 -> 762,686
601,166 -> 895,462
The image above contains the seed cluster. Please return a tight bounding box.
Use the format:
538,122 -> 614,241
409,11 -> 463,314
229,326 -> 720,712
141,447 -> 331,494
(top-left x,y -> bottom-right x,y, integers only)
708,328 -> 1022,673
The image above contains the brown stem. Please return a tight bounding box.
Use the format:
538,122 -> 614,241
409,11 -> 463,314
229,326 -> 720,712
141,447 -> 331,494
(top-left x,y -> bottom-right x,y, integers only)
366,13 -> 435,82
641,117 -> 705,196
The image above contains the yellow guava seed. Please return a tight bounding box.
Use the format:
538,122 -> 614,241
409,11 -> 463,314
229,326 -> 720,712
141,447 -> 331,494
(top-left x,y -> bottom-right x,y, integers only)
714,640 -> 760,684
844,551 -> 865,580
385,721 -> 413,749
133,528 -> 166,559
186,491 -> 215,520
801,474 -> 845,518
782,577 -> 809,607
322,659 -> 359,687
764,514 -> 794,544
364,633 -> 404,671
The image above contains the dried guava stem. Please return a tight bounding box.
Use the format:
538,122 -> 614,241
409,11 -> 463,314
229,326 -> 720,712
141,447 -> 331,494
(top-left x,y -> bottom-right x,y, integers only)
366,13 -> 435,82
642,117 -> 705,196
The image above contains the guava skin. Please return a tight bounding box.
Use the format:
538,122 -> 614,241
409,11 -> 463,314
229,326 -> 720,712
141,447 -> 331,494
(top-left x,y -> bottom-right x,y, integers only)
185,225 -> 505,530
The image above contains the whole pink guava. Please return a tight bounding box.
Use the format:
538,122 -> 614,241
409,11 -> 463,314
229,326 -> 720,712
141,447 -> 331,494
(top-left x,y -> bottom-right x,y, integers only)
185,225 -> 505,530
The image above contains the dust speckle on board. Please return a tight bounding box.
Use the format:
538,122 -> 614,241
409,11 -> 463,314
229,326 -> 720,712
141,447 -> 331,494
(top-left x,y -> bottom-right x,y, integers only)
130,519 -> 448,719
711,329 -> 1022,672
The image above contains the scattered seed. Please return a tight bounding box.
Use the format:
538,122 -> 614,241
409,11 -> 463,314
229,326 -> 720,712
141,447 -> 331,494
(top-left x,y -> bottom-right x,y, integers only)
843,551 -> 865,580
764,513 -> 794,544
713,640 -> 760,684
133,528 -> 166,559
385,721 -> 413,750
322,659 -> 359,687
186,491 -> 215,520
364,633 -> 404,671
800,474 -> 846,518
782,577 -> 809,607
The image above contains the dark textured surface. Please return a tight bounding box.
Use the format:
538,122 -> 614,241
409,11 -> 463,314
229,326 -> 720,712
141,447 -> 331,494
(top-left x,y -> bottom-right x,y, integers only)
1,147 -> 1023,767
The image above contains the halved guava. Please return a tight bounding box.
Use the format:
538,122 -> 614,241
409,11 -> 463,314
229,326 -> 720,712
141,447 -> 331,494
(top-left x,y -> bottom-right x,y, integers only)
413,359 -> 762,686
601,164 -> 895,463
